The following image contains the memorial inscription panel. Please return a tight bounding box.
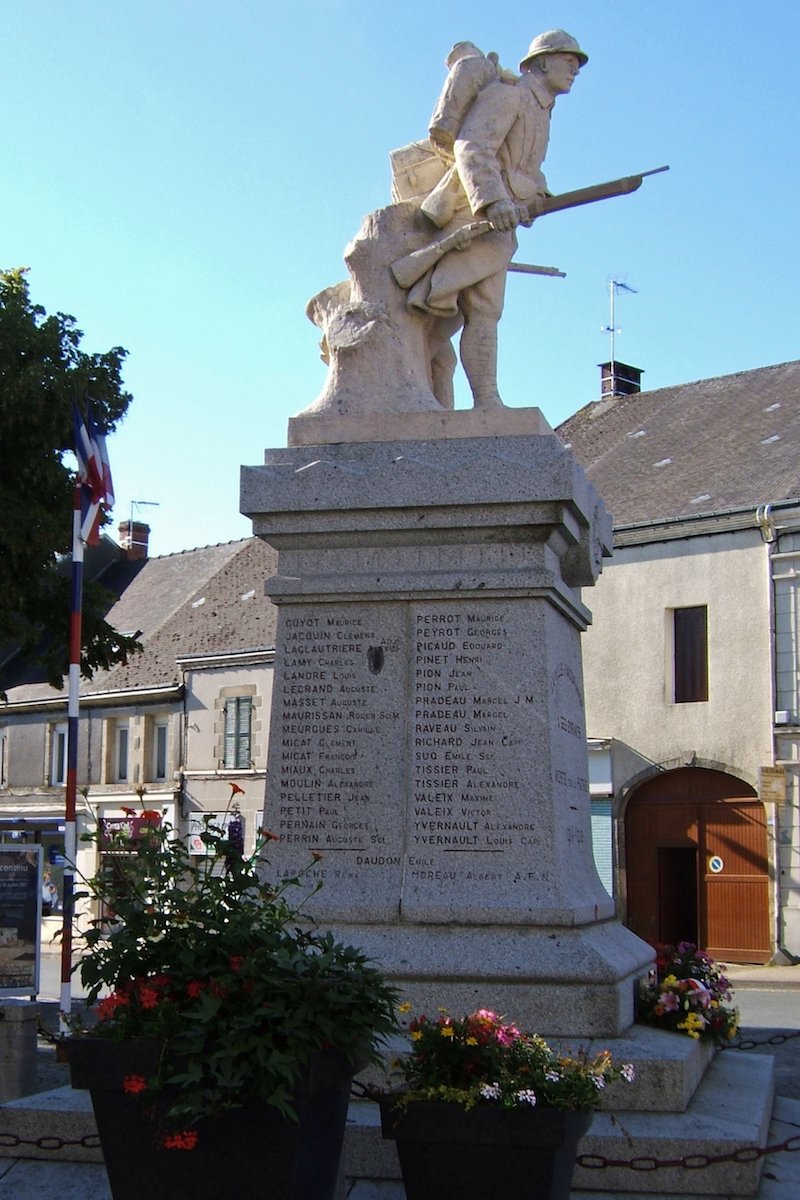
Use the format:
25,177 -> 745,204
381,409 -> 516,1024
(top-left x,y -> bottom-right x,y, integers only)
268,602 -> 406,920
265,597 -> 603,926
405,599 -> 595,923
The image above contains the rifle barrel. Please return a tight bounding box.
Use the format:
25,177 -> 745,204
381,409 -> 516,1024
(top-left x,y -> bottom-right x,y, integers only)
535,165 -> 669,219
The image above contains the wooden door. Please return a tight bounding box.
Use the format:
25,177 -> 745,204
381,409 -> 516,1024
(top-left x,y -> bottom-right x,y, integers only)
624,768 -> 772,963
702,800 -> 772,962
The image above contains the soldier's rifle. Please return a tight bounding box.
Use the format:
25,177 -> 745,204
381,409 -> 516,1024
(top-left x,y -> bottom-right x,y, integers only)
391,165 -> 669,290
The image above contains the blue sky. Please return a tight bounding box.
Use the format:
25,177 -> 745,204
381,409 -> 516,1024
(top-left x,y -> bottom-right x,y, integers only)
4,1 -> 799,556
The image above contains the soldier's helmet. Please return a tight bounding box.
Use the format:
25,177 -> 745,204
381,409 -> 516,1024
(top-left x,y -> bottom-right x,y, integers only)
519,30 -> 588,72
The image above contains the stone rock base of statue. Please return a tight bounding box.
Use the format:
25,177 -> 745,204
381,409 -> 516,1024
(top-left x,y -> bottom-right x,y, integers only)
242,425 -> 653,1036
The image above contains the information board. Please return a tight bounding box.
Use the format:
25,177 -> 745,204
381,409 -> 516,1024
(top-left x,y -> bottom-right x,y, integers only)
0,846 -> 42,996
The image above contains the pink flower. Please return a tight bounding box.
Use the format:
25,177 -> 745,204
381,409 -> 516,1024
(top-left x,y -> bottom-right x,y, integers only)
495,1024 -> 520,1046
659,992 -> 680,1012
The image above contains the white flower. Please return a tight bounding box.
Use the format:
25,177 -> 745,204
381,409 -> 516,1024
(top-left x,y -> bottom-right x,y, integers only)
592,1075 -> 606,1089
621,1063 -> 635,1083
544,1069 -> 561,1082
516,1089 -> 537,1106
479,1082 -> 502,1101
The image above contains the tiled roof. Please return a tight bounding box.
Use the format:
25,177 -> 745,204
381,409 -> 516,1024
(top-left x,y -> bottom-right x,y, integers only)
5,537 -> 279,703
556,360 -> 800,527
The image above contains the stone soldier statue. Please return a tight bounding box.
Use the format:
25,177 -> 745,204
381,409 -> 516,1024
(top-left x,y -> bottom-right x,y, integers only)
406,30 -> 588,409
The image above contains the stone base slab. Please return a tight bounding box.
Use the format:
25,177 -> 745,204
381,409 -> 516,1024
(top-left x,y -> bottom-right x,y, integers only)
287,405 -> 554,447
323,918 -> 653,1037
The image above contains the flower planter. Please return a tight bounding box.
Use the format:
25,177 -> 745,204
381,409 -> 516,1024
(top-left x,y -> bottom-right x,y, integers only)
379,1097 -> 593,1200
69,1036 -> 355,1200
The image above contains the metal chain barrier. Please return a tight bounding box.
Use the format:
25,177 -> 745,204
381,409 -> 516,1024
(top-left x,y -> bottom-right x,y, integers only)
576,1132 -> 800,1173
722,1029 -> 800,1051
0,1133 -> 101,1151
19,1028 -> 800,1170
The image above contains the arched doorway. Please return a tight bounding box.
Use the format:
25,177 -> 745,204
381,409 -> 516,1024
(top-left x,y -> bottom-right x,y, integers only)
624,767 -> 772,964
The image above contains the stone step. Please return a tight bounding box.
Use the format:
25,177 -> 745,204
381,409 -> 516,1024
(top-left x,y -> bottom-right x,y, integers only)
343,1051 -> 776,1197
2,1100 -> 799,1200
0,1087 -> 100,1163
1,1048 -> 776,1196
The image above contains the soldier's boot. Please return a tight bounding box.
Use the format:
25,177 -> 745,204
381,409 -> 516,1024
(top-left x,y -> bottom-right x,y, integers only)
460,316 -> 505,409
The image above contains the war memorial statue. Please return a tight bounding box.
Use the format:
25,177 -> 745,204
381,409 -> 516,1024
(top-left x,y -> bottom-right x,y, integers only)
297,29 -> 665,431
241,28 -> 670,1035
240,36 -> 779,1190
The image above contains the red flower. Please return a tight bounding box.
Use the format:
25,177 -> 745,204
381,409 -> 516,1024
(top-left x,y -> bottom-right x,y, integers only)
121,806 -> 137,817
123,1074 -> 147,1095
311,851 -> 324,862
140,809 -> 161,823
138,987 -> 160,1010
259,829 -> 279,842
163,1130 -> 198,1151
96,992 -> 129,1021
229,782 -> 246,796
186,980 -> 204,999
229,956 -> 244,972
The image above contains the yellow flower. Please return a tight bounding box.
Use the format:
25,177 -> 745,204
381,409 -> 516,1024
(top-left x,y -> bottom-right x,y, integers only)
440,1026 -> 454,1038
663,974 -> 679,988
466,1037 -> 478,1046
411,1030 -> 423,1041
398,1001 -> 412,1014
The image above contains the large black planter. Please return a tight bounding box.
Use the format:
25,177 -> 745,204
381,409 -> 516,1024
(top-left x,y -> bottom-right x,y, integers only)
69,1037 -> 354,1200
379,1097 -> 593,1200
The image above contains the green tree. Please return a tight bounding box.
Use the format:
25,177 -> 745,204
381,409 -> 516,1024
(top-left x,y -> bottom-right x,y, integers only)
0,267 -> 141,693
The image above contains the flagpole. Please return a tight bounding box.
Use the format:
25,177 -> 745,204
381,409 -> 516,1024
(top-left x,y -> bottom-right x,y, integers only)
60,483 -> 84,1032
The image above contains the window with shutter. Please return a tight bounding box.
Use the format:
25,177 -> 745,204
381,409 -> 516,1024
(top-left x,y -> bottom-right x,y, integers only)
116,723 -> 130,782
154,722 -> 168,781
224,697 -> 252,769
50,723 -> 68,785
674,606 -> 708,703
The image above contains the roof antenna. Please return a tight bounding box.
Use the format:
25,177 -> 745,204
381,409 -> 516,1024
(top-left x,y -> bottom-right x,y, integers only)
130,499 -> 159,526
603,277 -> 638,377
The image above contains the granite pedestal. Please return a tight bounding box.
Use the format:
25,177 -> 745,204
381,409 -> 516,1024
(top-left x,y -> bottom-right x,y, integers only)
241,419 -> 653,1034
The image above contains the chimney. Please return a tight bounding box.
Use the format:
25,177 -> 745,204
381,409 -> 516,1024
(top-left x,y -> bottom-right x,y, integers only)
119,521 -> 150,561
599,361 -> 643,398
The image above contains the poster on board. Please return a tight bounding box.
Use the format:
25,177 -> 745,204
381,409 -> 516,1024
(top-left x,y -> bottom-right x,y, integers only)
0,845 -> 42,996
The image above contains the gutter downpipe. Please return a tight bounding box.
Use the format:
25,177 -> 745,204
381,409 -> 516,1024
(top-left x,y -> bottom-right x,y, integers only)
760,504 -> 800,965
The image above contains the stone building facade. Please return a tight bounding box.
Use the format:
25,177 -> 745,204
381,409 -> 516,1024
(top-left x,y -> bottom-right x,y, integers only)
559,359 -> 800,963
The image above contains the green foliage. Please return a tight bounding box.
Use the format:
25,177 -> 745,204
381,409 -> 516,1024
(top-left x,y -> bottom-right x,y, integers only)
0,267 -> 140,691
390,1008 -> 635,1112
72,792 -> 399,1128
